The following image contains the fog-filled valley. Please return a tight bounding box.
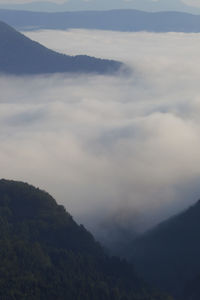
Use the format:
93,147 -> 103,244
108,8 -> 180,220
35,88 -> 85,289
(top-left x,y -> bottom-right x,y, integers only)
1,28 -> 200,248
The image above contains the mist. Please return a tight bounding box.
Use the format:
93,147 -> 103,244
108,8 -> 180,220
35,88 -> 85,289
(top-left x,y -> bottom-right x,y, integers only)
1,29 -> 200,245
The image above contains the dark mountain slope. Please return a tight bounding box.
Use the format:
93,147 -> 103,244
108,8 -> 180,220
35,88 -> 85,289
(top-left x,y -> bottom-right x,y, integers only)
129,199 -> 200,299
0,179 -> 172,300
0,21 -> 122,75
1,9 -> 200,33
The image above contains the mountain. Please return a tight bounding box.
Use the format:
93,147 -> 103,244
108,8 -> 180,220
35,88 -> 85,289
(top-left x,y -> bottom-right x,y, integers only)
0,179 -> 172,299
1,9 -> 200,33
0,0 -> 199,14
0,21 -> 122,75
128,199 -> 200,299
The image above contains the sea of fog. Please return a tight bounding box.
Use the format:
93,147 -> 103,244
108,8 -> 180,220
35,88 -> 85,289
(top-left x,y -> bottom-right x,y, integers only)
1,29 -> 200,242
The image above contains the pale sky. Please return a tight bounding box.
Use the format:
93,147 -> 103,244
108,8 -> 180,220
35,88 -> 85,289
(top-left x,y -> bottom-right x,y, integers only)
183,0 -> 200,6
0,0 -> 198,5
0,0 -> 197,6
1,0 -> 200,13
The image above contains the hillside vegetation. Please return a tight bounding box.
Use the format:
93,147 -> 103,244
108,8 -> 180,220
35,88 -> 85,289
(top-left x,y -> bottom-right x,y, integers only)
129,200 -> 200,299
0,179 -> 172,300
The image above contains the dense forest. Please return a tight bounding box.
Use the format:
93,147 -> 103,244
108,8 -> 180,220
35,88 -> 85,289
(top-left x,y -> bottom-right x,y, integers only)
0,179 -> 172,300
128,200 -> 200,300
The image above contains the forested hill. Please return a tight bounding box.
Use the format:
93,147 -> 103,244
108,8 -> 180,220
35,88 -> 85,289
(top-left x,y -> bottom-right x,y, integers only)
1,9 -> 200,33
0,21 -> 122,75
129,199 -> 200,300
0,179 -> 172,300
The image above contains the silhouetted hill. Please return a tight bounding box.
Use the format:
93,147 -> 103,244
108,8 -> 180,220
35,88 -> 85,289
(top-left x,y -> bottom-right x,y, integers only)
129,200 -> 200,299
1,9 -> 200,32
0,21 -> 122,75
0,179 -> 172,299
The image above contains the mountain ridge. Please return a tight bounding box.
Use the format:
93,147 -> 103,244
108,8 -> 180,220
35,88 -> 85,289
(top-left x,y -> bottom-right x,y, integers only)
0,178 -> 172,300
128,198 -> 200,299
1,9 -> 200,32
0,0 -> 199,14
0,20 -> 122,75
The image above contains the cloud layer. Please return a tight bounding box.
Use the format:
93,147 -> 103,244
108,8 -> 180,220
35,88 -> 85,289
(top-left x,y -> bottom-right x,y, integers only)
1,29 -> 200,241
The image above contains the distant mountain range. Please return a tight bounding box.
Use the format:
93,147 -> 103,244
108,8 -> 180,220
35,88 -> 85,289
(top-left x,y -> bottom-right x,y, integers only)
1,9 -> 200,33
0,0 -> 199,14
127,199 -> 200,300
0,179 -> 171,300
0,21 -> 122,75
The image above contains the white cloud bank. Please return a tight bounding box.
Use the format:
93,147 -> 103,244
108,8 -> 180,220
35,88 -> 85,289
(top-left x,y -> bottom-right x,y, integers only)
1,29 -> 200,241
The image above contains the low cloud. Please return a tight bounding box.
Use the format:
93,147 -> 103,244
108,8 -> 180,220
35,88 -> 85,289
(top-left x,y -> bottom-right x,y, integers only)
1,29 -> 200,243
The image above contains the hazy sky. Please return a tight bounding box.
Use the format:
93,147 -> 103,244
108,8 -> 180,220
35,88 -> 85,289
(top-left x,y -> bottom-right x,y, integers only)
0,0 -> 198,5
1,0 -> 200,13
1,29 -> 200,241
